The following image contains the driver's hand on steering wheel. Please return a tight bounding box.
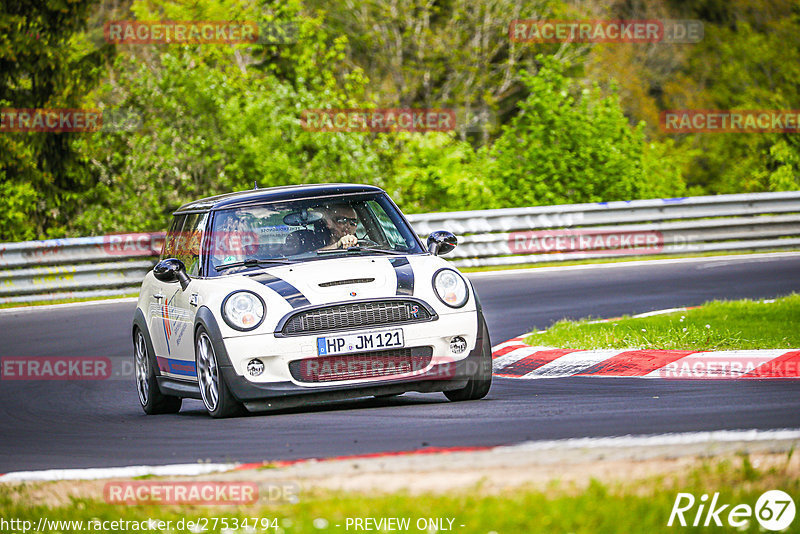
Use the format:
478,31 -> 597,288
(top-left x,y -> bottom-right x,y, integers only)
337,234 -> 358,249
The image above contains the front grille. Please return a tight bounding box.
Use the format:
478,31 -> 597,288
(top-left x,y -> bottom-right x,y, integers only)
280,300 -> 433,335
289,347 -> 433,383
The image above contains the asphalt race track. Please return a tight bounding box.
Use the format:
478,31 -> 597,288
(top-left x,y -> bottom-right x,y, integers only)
1,254 -> 799,472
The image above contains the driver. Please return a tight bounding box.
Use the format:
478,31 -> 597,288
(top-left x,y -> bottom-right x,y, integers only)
319,203 -> 358,250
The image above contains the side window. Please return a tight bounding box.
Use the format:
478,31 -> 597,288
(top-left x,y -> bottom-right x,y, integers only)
174,212 -> 208,277
161,215 -> 187,260
367,200 -> 404,248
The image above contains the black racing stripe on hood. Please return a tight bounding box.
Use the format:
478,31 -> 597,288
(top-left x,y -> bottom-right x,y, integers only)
249,273 -> 311,308
389,257 -> 414,296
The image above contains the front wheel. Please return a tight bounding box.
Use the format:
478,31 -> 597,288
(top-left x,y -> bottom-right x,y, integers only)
444,316 -> 493,402
134,328 -> 181,415
195,327 -> 245,418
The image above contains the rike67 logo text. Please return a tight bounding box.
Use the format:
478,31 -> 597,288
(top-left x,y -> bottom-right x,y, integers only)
668,490 -> 795,531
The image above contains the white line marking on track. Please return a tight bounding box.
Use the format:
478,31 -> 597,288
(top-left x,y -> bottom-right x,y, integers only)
497,428 -> 800,452
0,462 -> 237,482
631,307 -> 688,318
466,251 -> 800,278
0,297 -> 138,314
3,430 -> 797,483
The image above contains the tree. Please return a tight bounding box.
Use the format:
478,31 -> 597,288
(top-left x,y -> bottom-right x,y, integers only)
305,0 -> 582,145
484,55 -> 685,207
0,0 -> 113,240
70,0 -> 393,235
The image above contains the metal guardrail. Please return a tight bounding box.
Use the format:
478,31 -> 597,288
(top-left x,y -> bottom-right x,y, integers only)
1,192 -> 799,304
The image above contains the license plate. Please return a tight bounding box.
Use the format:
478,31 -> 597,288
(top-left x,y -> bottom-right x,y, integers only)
317,329 -> 404,355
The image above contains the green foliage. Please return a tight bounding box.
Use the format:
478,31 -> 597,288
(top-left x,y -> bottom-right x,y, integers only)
70,0 -> 392,235
306,0 -> 570,144
765,140 -> 800,192
382,132 -> 490,213
0,0 -> 113,241
672,17 -> 800,194
485,56 -> 685,207
0,173 -> 38,241
3,0 -> 798,241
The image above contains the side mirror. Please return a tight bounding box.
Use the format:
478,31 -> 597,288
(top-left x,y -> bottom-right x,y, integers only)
154,258 -> 191,291
427,230 -> 457,256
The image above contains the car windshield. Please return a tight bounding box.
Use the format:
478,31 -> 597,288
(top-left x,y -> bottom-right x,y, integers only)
205,193 -> 424,276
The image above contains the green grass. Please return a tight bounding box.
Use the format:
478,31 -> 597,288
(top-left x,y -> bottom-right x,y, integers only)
526,294 -> 800,350
0,454 -> 796,533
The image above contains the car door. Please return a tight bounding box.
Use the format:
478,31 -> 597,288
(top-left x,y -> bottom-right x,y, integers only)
165,212 -> 208,379
148,214 -> 186,363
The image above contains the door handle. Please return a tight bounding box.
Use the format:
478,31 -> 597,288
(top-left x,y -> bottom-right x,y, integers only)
152,293 -> 164,301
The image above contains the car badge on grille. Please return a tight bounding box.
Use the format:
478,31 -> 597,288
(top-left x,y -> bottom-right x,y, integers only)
350,291 -> 357,297
411,305 -> 419,318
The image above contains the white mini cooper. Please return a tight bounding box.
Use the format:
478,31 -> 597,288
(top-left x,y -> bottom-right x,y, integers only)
132,184 -> 491,417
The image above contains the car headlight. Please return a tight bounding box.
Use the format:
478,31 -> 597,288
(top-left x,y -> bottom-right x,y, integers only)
432,269 -> 469,308
222,291 -> 265,331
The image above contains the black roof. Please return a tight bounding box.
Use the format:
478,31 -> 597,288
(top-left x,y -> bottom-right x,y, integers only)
174,183 -> 384,214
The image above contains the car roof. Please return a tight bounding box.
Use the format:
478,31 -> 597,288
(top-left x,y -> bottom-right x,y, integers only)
173,183 -> 385,214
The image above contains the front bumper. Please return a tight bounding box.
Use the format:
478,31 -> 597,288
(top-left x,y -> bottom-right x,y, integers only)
213,309 -> 484,407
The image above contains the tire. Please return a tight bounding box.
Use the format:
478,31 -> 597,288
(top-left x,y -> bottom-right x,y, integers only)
134,327 -> 182,415
444,316 -> 493,402
195,326 -> 245,418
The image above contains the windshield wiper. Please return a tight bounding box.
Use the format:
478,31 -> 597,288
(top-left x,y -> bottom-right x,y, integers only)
215,258 -> 295,272
317,246 -> 404,256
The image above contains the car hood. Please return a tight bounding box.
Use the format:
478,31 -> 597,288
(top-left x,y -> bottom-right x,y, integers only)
245,254 -> 422,305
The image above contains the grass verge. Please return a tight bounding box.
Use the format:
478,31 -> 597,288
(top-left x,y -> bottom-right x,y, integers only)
0,453 -> 796,533
526,293 -> 800,350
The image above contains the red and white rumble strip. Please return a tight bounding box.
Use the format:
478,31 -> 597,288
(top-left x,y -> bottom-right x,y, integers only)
492,337 -> 800,379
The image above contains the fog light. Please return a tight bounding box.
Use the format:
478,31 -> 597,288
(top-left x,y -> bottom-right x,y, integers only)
247,358 -> 264,376
449,336 -> 467,354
